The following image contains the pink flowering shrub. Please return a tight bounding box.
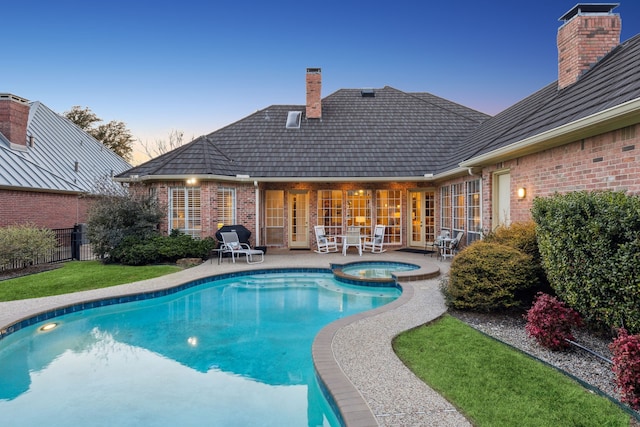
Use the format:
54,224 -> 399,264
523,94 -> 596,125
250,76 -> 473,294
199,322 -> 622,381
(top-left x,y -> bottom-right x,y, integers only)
609,328 -> 640,410
524,292 -> 583,351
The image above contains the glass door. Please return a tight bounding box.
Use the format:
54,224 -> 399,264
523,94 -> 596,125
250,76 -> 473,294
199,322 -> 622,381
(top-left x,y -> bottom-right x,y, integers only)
288,191 -> 309,248
408,190 -> 435,247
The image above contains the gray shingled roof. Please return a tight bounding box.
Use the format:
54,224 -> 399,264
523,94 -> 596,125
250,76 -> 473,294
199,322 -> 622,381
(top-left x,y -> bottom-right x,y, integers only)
119,33 -> 640,181
120,87 -> 489,180
450,34 -> 640,170
0,102 -> 131,193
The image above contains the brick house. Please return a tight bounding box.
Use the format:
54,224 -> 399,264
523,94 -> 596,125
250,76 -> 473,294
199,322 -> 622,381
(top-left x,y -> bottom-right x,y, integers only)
116,4 -> 640,251
0,94 -> 131,229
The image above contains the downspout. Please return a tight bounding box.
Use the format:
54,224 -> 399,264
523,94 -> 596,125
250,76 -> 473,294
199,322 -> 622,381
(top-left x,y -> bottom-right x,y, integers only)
254,181 -> 260,246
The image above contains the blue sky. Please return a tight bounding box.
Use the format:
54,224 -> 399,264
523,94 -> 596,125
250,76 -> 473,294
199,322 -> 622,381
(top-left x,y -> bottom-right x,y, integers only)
3,1 -> 640,163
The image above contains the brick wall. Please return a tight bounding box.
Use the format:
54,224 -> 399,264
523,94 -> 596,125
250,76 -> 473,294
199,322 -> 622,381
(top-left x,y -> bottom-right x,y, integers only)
484,125 -> 639,225
0,189 -> 89,228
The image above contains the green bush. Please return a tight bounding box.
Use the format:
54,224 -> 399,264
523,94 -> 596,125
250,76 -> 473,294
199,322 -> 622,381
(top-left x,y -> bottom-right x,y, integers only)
484,221 -> 551,296
532,191 -> 640,333
109,233 -> 216,266
87,193 -> 165,260
443,241 -> 539,312
0,224 -> 56,268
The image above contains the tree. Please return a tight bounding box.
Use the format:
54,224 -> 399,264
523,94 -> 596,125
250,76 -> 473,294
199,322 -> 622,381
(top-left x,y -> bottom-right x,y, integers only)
64,106 -> 100,131
63,106 -> 135,161
140,129 -> 187,160
92,120 -> 134,161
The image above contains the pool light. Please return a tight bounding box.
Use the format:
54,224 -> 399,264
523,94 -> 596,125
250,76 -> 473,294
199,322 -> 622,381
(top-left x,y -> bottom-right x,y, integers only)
39,322 -> 58,332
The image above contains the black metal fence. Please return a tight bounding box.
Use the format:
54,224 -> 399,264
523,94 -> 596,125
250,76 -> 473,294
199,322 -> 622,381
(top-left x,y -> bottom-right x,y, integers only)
1,224 -> 96,271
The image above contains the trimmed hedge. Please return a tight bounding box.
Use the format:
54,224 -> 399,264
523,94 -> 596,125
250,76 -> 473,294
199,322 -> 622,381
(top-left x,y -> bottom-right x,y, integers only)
109,233 -> 216,266
532,191 -> 640,333
443,241 -> 539,312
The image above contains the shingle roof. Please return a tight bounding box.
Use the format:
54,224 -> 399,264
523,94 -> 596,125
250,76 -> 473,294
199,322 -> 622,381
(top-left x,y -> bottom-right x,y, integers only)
0,102 -> 131,193
120,87 -> 489,180
119,33 -> 640,181
452,33 -> 640,169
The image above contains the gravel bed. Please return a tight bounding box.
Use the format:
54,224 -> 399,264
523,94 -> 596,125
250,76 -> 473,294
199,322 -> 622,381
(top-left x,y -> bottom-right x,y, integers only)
451,310 -> 639,419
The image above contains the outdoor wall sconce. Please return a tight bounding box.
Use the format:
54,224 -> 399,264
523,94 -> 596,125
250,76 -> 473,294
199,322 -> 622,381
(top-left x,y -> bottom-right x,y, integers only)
186,178 -> 197,185
517,187 -> 526,199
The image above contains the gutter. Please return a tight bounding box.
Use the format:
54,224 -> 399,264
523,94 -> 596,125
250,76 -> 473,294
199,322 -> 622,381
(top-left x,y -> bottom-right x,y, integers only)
114,174 -> 439,184
460,97 -> 640,168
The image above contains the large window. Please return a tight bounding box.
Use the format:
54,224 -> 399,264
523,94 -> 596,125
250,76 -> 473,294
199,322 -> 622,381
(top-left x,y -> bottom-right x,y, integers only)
317,190 -> 343,236
452,183 -> 465,235
466,179 -> 482,244
169,187 -> 201,238
265,190 -> 284,245
346,190 -> 372,234
375,190 -> 401,243
440,186 -> 451,233
217,187 -> 236,227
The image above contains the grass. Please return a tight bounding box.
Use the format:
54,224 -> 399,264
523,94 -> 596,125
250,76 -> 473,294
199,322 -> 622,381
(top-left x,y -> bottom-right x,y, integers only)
0,261 -> 181,301
393,314 -> 631,427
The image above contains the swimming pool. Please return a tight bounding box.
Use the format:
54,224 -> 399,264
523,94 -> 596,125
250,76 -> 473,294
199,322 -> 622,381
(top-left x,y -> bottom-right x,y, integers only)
0,270 -> 400,427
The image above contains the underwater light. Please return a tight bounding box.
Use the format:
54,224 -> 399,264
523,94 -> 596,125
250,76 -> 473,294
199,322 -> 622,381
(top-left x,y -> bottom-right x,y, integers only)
39,323 -> 58,332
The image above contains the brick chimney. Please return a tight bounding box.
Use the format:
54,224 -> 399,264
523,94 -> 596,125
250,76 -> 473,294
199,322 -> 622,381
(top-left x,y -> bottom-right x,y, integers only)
0,93 -> 30,147
557,4 -> 621,90
306,68 -> 322,119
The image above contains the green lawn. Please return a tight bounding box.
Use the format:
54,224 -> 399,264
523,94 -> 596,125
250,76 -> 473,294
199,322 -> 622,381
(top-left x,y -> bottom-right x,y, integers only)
0,261 -> 181,301
393,314 -> 632,427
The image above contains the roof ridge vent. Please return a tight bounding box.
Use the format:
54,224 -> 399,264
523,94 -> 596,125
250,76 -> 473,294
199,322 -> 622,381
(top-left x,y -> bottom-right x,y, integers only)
361,88 -> 375,97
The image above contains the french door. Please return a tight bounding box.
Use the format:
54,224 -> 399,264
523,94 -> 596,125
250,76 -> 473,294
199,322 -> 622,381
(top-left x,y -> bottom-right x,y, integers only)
408,190 -> 435,247
288,191 -> 309,248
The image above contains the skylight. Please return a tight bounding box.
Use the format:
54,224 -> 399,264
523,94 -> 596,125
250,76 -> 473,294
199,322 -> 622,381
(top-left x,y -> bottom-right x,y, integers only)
286,111 -> 302,129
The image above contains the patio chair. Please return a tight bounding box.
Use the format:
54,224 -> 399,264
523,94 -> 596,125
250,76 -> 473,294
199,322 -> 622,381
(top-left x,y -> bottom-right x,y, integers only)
342,228 -> 363,256
314,225 -> 338,253
363,225 -> 386,253
426,230 -> 450,257
220,231 -> 264,264
440,231 -> 463,260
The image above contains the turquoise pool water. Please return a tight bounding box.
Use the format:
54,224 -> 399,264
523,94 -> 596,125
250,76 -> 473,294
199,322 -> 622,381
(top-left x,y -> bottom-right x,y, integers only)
0,271 -> 400,427
340,261 -> 419,279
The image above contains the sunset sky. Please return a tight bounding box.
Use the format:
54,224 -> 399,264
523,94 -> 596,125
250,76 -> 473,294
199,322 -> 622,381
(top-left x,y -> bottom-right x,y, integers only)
4,1 -> 640,164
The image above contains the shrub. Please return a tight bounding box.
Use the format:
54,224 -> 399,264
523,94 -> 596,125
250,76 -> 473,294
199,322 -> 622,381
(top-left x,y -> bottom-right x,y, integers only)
443,241 -> 539,312
609,328 -> 640,409
525,292 -> 583,351
532,191 -> 640,333
484,221 -> 551,302
87,192 -> 165,260
109,233 -> 216,266
0,224 -> 56,268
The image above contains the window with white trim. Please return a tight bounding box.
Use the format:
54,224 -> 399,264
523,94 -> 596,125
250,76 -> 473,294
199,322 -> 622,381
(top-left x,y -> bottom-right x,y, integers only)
317,190 -> 343,236
169,187 -> 201,238
466,179 -> 482,244
375,189 -> 401,243
440,186 -> 451,233
452,183 -> 465,236
217,187 -> 236,227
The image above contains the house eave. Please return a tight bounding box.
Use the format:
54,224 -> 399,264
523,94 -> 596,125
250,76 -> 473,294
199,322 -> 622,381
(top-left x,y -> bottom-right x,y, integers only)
460,97 -> 640,168
115,174 -> 436,184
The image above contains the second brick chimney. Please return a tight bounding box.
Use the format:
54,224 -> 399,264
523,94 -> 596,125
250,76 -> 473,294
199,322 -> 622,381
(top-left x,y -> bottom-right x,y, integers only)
557,4 -> 621,90
306,68 -> 322,119
0,93 -> 30,147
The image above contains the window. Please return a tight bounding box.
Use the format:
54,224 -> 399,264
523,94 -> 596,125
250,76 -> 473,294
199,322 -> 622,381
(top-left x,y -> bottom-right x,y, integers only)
346,190 -> 371,234
466,179 -> 482,244
440,186 -> 451,233
265,190 -> 284,245
285,111 -> 302,129
217,187 -> 236,227
452,183 -> 465,235
375,190 -> 401,244
169,187 -> 201,238
317,190 -> 343,236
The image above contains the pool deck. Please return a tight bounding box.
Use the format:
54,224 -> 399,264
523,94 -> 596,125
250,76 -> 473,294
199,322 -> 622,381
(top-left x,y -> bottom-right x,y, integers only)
0,249 -> 470,426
